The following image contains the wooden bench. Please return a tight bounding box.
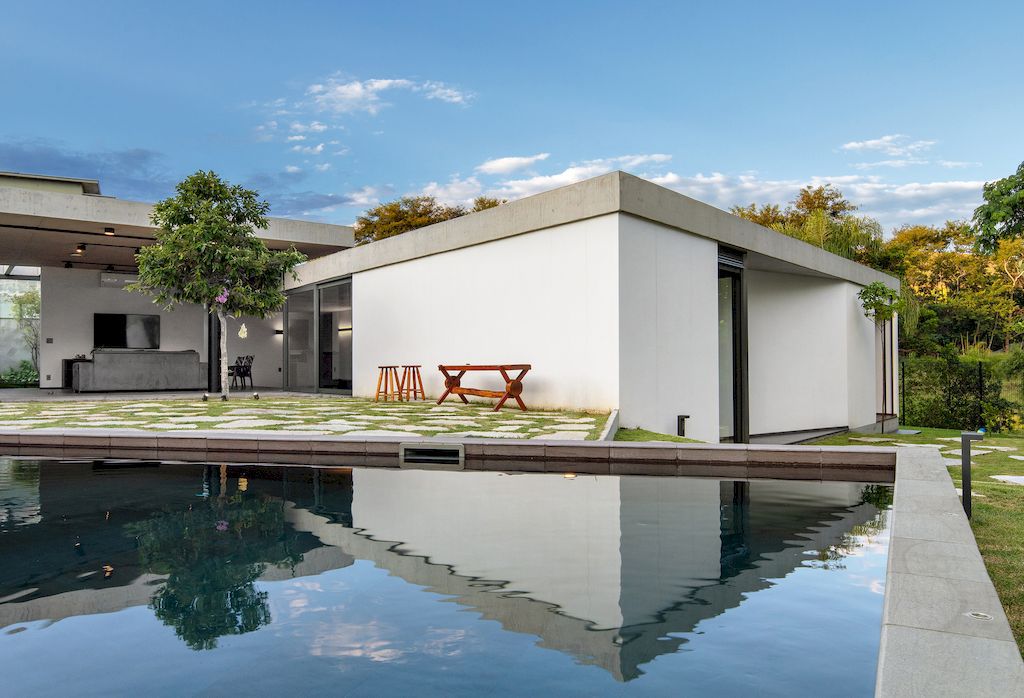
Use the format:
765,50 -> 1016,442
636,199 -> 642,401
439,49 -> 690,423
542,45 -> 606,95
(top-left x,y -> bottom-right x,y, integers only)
437,364 -> 532,411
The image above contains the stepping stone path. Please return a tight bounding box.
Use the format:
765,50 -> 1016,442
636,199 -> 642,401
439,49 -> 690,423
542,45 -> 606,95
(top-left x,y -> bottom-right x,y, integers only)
992,475 -> 1024,486
0,397 -> 607,440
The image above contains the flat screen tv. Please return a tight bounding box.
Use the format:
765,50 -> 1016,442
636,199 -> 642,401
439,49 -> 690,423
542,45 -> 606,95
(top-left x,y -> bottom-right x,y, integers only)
94,313 -> 160,349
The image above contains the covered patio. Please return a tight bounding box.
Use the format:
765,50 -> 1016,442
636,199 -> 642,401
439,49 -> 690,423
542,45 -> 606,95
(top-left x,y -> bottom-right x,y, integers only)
0,172 -> 353,394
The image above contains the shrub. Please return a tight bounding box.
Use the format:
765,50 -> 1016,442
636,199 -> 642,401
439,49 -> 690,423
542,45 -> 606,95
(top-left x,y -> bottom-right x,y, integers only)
0,360 -> 39,387
900,353 -> 1011,430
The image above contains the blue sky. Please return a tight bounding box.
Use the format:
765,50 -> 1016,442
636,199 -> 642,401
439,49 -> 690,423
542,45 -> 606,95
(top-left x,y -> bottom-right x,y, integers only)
1,1 -> 1021,231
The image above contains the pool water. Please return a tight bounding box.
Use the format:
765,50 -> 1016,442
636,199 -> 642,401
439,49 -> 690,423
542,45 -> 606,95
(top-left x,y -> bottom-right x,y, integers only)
0,459 -> 892,697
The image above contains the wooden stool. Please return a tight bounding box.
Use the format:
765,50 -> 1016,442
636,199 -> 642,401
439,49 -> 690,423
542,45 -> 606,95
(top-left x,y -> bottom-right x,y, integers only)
374,366 -> 403,401
400,365 -> 426,400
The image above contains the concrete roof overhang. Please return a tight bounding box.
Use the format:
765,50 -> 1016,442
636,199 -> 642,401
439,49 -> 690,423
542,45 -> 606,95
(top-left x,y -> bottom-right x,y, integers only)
0,185 -> 354,272
288,171 -> 899,291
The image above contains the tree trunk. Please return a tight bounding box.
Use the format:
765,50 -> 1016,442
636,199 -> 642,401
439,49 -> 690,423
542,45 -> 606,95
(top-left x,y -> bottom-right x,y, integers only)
218,308 -> 229,399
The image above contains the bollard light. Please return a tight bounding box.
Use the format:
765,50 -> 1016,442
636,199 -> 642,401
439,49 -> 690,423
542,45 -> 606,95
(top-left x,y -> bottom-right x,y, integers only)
961,431 -> 983,519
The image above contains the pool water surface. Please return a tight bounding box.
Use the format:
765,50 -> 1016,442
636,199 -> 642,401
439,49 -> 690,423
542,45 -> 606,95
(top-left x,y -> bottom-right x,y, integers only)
0,459 -> 892,696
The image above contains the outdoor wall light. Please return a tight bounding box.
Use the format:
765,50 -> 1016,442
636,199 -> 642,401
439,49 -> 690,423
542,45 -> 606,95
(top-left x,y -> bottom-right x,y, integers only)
274,329 -> 284,335
338,326 -> 353,333
71,243 -> 86,257
104,265 -> 115,272
103,227 -> 115,236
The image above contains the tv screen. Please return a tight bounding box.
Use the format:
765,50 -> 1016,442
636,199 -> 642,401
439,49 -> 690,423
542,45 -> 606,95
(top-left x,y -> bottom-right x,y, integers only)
94,314 -> 160,349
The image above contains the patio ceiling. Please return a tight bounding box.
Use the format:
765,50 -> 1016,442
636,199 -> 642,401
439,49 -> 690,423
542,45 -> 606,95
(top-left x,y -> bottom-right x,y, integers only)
0,185 -> 353,272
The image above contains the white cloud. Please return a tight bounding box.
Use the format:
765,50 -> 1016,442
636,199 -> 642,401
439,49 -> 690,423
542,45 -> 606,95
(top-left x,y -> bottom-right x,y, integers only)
314,163 -> 331,172
304,76 -> 470,115
290,120 -> 329,133
487,154 -> 673,199
644,170 -> 985,231
291,143 -> 325,155
418,81 -> 471,105
938,160 -> 982,169
421,176 -> 483,205
254,120 -> 278,141
852,158 -> 928,169
284,165 -> 301,174
286,135 -> 307,142
840,134 -> 935,157
476,153 -> 550,175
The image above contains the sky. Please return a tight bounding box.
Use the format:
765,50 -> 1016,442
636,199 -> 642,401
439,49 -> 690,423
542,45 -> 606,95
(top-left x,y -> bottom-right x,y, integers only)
1,1 -> 1022,232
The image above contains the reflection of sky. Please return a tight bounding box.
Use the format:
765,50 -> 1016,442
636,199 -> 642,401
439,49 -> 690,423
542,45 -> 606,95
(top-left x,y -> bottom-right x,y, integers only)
1,523 -> 889,698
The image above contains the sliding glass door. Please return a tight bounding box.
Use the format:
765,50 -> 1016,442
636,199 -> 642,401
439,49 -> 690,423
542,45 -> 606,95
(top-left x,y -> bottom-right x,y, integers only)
284,279 -> 353,394
718,249 -> 747,443
317,280 -> 352,392
285,289 -> 315,390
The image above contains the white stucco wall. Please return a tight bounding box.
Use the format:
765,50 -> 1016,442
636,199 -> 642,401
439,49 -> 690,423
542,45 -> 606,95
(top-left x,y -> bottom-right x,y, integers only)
350,215 -> 620,410
350,468 -> 625,628
746,271 -> 880,435
850,285 -> 882,428
617,215 -> 719,442
39,267 -> 206,388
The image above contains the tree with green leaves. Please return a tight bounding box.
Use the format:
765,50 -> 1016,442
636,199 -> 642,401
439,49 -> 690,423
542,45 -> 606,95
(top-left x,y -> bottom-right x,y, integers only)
11,288 -> 39,371
354,194 -> 505,245
130,171 -> 306,398
974,161 -> 1024,254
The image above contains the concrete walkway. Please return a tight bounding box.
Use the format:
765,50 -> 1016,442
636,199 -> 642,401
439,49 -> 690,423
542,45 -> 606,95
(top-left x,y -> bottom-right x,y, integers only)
876,446 -> 1024,696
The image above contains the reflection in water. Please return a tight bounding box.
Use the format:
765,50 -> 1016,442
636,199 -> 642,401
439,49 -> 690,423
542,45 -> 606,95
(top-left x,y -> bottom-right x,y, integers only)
0,459 -> 892,694
127,465 -> 304,650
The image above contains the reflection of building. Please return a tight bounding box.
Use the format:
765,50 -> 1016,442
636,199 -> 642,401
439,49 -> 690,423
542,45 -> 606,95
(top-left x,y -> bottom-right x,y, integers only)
0,462 -> 886,680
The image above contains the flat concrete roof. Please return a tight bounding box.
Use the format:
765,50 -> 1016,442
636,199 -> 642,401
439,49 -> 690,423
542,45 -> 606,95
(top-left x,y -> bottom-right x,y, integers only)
288,171 -> 898,291
0,184 -> 354,271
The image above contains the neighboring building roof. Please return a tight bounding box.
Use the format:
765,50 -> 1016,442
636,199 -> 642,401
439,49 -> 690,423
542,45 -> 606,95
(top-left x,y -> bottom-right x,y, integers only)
287,171 -> 899,291
0,171 -> 102,195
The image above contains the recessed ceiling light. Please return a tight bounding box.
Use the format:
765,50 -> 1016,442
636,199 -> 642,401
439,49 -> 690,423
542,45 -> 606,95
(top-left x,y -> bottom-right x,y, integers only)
103,227 -> 115,236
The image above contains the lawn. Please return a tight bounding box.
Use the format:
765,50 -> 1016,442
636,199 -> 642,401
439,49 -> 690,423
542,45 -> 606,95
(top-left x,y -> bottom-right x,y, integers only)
614,428 -> 702,443
0,396 -> 610,440
811,426 -> 1024,655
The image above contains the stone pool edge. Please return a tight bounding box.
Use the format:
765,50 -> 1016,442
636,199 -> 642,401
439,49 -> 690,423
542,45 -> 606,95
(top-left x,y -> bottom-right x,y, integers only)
0,428 -> 895,481
874,446 -> 1024,697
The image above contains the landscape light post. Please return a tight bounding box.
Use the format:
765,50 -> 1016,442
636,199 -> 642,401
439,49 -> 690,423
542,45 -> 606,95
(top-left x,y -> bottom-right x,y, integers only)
961,431 -> 983,519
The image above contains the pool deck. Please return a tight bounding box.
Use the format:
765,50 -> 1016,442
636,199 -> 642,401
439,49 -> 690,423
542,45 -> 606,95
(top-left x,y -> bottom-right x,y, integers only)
876,446 -> 1024,697
0,428 -> 895,480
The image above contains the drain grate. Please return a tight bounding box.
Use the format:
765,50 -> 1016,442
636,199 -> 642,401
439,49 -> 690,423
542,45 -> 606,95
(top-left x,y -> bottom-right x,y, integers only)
399,443 -> 465,469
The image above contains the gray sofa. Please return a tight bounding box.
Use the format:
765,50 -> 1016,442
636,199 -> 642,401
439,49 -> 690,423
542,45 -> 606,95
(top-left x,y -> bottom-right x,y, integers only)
73,349 -> 206,392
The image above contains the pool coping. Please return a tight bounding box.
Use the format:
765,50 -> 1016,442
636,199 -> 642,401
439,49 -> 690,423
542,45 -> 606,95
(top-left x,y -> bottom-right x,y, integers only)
875,447 -> 1024,696
0,428 -> 895,481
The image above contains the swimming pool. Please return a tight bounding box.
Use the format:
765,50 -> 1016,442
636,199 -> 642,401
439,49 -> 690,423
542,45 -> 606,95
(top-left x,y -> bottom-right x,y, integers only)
0,459 -> 892,696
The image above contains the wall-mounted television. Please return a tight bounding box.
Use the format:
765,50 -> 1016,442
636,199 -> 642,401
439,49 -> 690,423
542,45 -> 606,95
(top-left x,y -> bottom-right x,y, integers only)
94,313 -> 161,349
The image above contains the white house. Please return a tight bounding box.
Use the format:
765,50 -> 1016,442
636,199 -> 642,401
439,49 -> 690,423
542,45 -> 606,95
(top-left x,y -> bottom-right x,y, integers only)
0,170 -> 899,443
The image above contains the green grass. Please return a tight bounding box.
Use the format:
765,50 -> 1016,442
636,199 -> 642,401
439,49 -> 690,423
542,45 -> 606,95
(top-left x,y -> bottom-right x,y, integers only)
614,428 -> 702,443
812,426 -> 1024,655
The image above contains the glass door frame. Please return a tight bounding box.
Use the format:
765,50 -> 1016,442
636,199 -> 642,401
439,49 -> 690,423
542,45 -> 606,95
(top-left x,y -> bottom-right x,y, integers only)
718,249 -> 749,443
283,276 -> 353,395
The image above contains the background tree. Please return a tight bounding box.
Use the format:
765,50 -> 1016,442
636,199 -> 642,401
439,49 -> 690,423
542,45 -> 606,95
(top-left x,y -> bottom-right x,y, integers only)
11,288 -> 39,371
974,161 -> 1024,254
354,194 -> 506,245
130,171 -> 306,398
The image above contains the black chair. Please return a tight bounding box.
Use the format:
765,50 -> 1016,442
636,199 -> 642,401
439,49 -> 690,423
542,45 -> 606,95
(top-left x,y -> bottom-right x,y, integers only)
228,355 -> 254,389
